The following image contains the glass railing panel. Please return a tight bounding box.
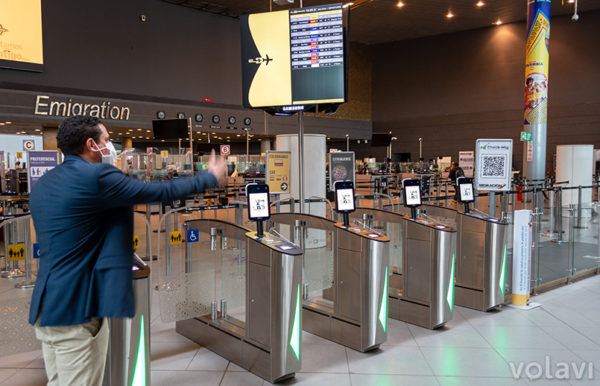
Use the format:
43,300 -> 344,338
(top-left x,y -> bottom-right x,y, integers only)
536,206 -> 571,286
572,201 -> 600,275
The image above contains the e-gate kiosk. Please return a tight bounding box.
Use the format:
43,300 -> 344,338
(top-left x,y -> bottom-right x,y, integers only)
267,180 -> 390,352
453,177 -> 508,311
176,184 -> 304,383
353,179 -> 457,329
103,254 -> 151,386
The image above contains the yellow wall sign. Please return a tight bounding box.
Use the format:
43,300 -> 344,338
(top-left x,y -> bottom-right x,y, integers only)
169,231 -> 183,245
0,0 -> 44,72
8,244 -> 26,261
160,151 -> 169,159
133,235 -> 140,250
266,151 -> 291,194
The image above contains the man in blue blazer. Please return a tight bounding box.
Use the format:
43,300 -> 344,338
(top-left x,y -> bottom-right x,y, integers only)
29,115 -> 226,385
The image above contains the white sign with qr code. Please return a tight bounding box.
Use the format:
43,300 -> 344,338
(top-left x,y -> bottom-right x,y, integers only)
475,139 -> 513,191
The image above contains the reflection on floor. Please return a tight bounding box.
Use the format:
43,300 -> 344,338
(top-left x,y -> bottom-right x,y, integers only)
3,265 -> 600,385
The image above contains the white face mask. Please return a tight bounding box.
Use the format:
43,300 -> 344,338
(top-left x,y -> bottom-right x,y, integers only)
93,140 -> 117,165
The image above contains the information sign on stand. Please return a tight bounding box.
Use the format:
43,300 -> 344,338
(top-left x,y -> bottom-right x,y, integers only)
458,151 -> 474,178
329,151 -> 355,192
509,210 -> 541,310
475,139 -> 513,191
266,151 -> 291,194
27,150 -> 59,193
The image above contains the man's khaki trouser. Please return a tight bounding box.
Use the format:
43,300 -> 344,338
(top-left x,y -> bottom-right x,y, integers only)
35,317 -> 109,386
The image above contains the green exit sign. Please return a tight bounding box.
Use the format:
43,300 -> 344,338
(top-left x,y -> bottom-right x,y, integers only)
520,131 -> 533,141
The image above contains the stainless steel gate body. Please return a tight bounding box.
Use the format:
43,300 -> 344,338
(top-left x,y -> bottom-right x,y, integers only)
268,213 -> 389,352
352,208 -> 456,329
455,212 -> 508,311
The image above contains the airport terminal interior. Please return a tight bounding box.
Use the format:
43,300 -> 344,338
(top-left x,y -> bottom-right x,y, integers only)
2,0 -> 600,385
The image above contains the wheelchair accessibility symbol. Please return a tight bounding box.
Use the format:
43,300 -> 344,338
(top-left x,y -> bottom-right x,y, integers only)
187,229 -> 199,243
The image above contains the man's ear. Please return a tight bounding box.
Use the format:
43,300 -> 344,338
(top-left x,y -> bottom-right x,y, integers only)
85,138 -> 96,153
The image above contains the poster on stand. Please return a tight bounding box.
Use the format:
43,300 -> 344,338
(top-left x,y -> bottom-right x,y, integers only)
458,151 -> 474,178
266,151 -> 290,194
27,150 -> 59,192
329,151 -> 355,192
475,139 -> 512,191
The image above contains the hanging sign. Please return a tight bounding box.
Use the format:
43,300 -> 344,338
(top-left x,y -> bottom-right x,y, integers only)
266,151 -> 291,194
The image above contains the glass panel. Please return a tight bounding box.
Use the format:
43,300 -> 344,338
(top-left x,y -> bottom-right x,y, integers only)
303,227 -> 334,301
220,235 -> 247,324
536,203 -> 570,286
573,197 -> 600,275
157,226 -> 217,323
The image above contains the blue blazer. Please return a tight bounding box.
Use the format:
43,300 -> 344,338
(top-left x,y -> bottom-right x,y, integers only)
29,155 -> 217,326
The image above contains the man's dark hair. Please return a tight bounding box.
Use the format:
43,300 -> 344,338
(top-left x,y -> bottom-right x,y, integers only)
57,116 -> 102,155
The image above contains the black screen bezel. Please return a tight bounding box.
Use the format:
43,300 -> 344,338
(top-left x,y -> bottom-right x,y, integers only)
334,180 -> 355,213
246,184 -> 271,221
457,177 -> 475,203
403,179 -> 422,208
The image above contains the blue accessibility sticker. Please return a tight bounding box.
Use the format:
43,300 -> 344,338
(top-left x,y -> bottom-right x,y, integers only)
187,229 -> 199,243
33,243 -> 41,259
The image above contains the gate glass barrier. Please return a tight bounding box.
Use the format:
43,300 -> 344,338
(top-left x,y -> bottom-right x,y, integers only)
171,219 -> 303,383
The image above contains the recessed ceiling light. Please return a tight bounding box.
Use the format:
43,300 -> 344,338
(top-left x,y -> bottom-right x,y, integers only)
568,0 -> 575,3
5,121 -> 12,124
132,136 -> 136,139
146,137 -> 150,139
476,1 -> 485,7
495,19 -> 502,25
0,123 -> 5,126
161,139 -> 165,142
146,130 -> 151,133
137,128 -> 142,131
446,10 -> 454,18
396,1 -> 405,8
342,2 -> 353,8
35,128 -> 41,132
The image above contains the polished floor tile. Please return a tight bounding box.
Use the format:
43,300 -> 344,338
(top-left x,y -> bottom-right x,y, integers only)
420,346 -> 511,378
0,368 -> 47,386
350,374 -> 439,386
298,343 -> 349,373
151,370 -> 223,386
347,346 -> 433,375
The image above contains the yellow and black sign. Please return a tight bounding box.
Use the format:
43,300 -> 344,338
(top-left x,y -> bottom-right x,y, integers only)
169,231 -> 183,245
8,244 -> 26,261
133,235 -> 140,250
266,151 -> 291,194
0,0 -> 44,72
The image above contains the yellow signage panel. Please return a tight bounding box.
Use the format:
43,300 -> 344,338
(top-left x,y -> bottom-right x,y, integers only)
8,244 -> 26,261
169,231 -> 183,245
0,0 -> 44,72
266,151 -> 290,194
160,151 -> 169,159
133,235 -> 140,250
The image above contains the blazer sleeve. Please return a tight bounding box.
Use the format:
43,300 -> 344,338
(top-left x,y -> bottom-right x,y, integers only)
96,164 -> 218,208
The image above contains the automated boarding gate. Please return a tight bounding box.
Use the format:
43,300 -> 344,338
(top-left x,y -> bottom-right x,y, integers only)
421,205 -> 508,311
454,211 -> 508,311
352,208 -> 456,329
103,254 -> 151,386
175,219 -> 303,383
268,213 -> 389,352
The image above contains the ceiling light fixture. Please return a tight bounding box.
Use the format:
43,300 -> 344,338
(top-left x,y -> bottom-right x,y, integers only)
396,1 -> 405,8
476,1 -> 485,7
342,2 -> 353,8
495,19 -> 502,25
446,10 -> 454,19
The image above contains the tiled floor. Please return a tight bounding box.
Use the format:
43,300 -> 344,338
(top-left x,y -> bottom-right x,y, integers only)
2,275 -> 600,385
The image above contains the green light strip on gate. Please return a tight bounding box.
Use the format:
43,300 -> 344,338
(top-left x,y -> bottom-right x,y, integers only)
290,284 -> 301,360
500,244 -> 507,296
378,266 -> 388,332
131,314 -> 146,386
447,254 -> 455,312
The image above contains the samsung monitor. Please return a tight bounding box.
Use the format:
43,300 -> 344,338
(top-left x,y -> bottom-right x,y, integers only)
152,119 -> 189,140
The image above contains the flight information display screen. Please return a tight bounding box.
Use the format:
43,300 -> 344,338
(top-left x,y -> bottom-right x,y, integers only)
241,3 -> 346,108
